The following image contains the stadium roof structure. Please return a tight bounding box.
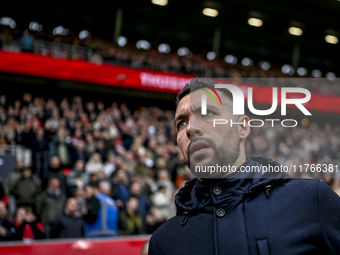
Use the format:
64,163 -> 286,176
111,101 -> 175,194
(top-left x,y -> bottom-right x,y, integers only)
2,0 -> 340,74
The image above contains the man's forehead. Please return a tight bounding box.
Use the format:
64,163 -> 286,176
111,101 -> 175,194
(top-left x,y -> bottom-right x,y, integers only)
175,93 -> 190,116
175,89 -> 230,116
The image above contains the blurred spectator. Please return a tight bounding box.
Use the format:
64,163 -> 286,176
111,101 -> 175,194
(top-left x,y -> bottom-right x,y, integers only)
19,29 -> 34,53
85,153 -> 104,175
129,182 -> 150,220
84,181 -> 118,238
157,169 -> 175,200
44,156 -> 67,194
74,188 -> 86,215
104,154 -> 117,178
111,169 -> 130,208
150,185 -> 174,220
50,198 -> 84,238
82,185 -> 99,224
5,161 -> 25,195
95,140 -> 107,162
15,122 -> 34,168
10,168 -> 41,206
13,205 -> 46,241
51,128 -> 72,167
71,139 -> 89,165
44,110 -> 60,135
89,50 -> 103,64
36,178 -> 66,237
32,127 -> 49,181
145,207 -> 166,234
0,201 -> 17,241
67,159 -> 89,195
118,196 -> 145,235
88,173 -> 100,187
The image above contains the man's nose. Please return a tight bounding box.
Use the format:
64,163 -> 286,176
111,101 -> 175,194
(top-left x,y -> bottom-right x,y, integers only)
186,119 -> 203,139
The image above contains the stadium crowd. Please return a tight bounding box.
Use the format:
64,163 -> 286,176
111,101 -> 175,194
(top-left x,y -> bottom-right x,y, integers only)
1,23 -> 340,96
0,92 -> 339,242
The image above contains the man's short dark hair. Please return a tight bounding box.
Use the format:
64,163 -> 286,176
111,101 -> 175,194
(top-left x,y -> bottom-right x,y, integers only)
175,77 -> 233,106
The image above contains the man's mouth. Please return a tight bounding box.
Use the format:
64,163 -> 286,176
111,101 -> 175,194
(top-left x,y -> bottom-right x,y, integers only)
190,142 -> 210,157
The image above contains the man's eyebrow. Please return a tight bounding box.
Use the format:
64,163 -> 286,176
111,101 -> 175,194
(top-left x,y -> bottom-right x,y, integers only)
173,112 -> 187,127
190,104 -> 220,113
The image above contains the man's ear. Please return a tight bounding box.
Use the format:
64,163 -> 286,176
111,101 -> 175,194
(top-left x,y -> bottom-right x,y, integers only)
237,115 -> 250,140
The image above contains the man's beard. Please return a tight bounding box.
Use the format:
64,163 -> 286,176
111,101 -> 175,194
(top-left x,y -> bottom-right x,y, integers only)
186,136 -> 240,179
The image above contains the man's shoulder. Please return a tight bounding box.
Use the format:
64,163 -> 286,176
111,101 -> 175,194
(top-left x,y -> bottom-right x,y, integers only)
151,215 -> 183,239
276,178 -> 320,196
283,177 -> 320,187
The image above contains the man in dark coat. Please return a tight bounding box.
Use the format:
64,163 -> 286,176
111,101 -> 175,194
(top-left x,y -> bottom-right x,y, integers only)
10,168 -> 41,206
36,178 -> 66,237
50,197 -> 84,238
83,184 -> 100,224
149,78 -> 340,254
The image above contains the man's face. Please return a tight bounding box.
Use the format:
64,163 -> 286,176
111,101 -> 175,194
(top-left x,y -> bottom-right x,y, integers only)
0,202 -> 7,219
49,179 -> 60,193
127,197 -> 139,212
174,89 -> 241,178
66,198 -> 78,213
85,186 -> 94,199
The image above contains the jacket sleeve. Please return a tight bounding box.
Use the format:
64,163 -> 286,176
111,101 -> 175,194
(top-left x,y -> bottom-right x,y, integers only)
30,222 -> 47,239
83,197 -> 100,223
317,180 -> 340,254
50,218 -> 62,239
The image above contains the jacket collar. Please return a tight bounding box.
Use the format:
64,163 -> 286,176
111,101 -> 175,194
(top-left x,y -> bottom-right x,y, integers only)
175,157 -> 292,215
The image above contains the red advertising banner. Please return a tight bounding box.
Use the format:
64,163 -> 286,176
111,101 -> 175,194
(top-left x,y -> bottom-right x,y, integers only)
0,50 -> 339,114
0,236 -> 149,255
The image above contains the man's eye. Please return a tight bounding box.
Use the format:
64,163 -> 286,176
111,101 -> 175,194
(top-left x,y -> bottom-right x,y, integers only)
177,121 -> 187,129
203,111 -> 214,117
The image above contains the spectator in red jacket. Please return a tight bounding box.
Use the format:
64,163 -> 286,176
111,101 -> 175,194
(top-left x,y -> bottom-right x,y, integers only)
13,205 -> 46,241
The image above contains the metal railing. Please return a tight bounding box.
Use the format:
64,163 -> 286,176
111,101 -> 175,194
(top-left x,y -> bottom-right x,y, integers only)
0,38 -> 92,60
0,144 -> 16,156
